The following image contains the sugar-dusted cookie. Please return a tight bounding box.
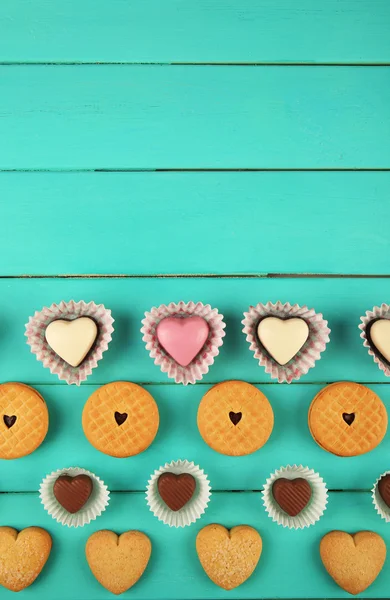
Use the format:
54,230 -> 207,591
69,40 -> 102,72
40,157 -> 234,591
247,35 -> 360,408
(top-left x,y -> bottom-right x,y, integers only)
82,381 -> 159,457
197,380 -> 274,456
196,524 -> 262,590
86,530 -> 151,595
308,382 -> 387,457
320,531 -> 386,595
0,382 -> 49,459
0,527 -> 52,592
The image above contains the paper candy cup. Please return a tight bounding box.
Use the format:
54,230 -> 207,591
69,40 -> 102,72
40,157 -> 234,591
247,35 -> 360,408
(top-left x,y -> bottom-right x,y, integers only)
146,459 -> 211,527
262,465 -> 328,529
25,300 -> 114,385
242,301 -> 330,383
39,467 -> 110,528
141,301 -> 226,384
359,304 -> 390,377
372,471 -> 390,522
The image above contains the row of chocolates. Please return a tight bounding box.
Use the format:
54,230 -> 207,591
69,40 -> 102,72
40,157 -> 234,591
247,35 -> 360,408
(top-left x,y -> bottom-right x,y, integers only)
24,300 -> 390,385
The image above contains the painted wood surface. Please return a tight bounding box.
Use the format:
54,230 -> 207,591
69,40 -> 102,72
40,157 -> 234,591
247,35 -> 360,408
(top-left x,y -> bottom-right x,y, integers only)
1,172 -> 390,275
0,491 -> 389,599
0,1 -> 389,64
0,66 -> 389,169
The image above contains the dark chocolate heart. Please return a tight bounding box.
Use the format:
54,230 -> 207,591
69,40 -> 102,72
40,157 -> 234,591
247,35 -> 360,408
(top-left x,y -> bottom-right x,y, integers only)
157,472 -> 196,511
343,412 -> 355,426
272,477 -> 312,517
114,411 -> 128,426
229,411 -> 242,426
3,415 -> 17,429
378,474 -> 390,508
53,474 -> 93,514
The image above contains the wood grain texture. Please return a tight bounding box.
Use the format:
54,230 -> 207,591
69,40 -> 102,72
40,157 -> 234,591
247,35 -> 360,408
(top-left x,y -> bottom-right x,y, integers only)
0,66 -> 389,169
0,0 -> 389,64
1,172 -> 390,275
0,491 -> 388,599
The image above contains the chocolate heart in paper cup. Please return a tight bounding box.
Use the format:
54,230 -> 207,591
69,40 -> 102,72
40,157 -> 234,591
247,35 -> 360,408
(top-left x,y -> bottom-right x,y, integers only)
242,301 -> 330,383
360,304 -> 390,377
25,300 -> 114,385
141,301 -> 226,384
372,470 -> 390,522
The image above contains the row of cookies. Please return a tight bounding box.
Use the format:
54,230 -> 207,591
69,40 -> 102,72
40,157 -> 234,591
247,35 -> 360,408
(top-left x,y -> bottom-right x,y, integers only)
1,380 -> 388,459
0,525 -> 386,596
25,299 -> 390,385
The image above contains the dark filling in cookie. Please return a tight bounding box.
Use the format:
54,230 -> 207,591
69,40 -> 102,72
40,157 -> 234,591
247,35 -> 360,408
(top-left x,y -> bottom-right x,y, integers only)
342,412 -> 355,426
3,415 -> 17,429
114,411 -> 128,426
229,411 -> 242,426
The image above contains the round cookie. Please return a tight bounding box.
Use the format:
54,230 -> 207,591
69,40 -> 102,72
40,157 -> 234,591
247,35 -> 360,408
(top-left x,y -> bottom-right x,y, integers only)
308,382 -> 387,457
0,383 -> 49,459
82,381 -> 159,458
197,380 -> 274,456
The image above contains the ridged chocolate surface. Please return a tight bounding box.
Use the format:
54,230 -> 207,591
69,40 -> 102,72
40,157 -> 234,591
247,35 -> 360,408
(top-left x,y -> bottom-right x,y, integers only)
272,477 -> 312,517
53,474 -> 93,514
157,473 -> 196,512
378,474 -> 390,508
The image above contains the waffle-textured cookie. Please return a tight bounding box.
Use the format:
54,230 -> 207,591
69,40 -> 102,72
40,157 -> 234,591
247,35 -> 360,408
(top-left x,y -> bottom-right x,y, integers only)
309,382 -> 387,457
197,381 -> 274,456
0,527 -> 52,592
0,383 -> 49,459
196,524 -> 262,590
82,381 -> 159,457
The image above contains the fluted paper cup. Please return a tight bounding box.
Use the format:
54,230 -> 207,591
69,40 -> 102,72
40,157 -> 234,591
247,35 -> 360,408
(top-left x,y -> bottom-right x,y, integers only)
359,304 -> 390,377
25,300 -> 114,385
39,467 -> 110,528
141,301 -> 226,384
372,470 -> 390,522
242,301 -> 330,383
146,459 -> 211,527
262,465 -> 328,529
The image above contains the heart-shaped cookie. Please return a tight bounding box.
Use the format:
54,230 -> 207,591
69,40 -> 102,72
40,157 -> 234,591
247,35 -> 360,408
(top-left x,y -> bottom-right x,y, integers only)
272,478 -> 312,516
53,474 -> 93,513
369,319 -> 390,362
196,524 -> 262,590
157,472 -> 196,511
156,316 -> 209,367
0,527 -> 52,592
320,531 -> 386,595
257,317 -> 309,365
45,317 -> 98,367
86,530 -> 151,595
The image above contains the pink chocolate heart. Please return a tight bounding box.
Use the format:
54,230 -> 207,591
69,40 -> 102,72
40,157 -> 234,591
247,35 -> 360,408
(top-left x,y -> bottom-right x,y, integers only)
156,316 -> 209,367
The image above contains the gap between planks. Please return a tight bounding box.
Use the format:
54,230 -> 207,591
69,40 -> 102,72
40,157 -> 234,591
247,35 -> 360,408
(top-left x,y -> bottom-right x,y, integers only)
0,62 -> 389,67
0,489 -> 372,495
1,274 -> 390,279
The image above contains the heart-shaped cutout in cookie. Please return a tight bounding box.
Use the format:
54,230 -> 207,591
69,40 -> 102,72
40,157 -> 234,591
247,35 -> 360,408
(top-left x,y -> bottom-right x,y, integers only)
86,530 -> 151,595
272,478 -> 312,516
320,531 -> 386,595
156,316 -> 209,367
0,527 -> 52,592
45,317 -> 98,367
196,524 -> 262,590
53,474 -> 93,514
369,319 -> 390,363
157,472 -> 196,511
257,317 -> 309,365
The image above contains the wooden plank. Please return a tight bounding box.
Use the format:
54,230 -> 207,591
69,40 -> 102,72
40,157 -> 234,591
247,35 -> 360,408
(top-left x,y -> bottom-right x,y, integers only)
2,382 -> 390,492
1,172 -> 390,276
0,1 -> 389,64
1,277 -> 389,385
0,491 -> 388,599
0,66 -> 389,169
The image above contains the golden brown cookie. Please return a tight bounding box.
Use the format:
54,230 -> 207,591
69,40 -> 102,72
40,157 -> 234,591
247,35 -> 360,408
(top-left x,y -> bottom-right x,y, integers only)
196,524 -> 262,590
86,530 -> 151,595
308,382 -> 387,457
0,382 -> 49,459
82,381 -> 159,458
320,531 -> 386,595
197,380 -> 274,456
0,527 -> 52,592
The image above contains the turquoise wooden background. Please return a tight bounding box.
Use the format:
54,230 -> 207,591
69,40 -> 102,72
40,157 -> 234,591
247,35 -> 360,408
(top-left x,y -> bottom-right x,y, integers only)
0,1 -> 390,598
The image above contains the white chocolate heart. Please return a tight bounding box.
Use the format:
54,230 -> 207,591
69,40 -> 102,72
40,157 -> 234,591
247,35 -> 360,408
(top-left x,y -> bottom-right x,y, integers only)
257,317 -> 309,365
45,317 -> 98,367
370,319 -> 390,362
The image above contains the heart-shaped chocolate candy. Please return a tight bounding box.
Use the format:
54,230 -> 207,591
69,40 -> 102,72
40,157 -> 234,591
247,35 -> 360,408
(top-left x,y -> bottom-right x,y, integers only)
53,474 -> 93,514
272,477 -> 312,516
378,474 -> 390,508
45,317 -> 98,367
369,319 -> 390,362
156,316 -> 209,367
257,317 -> 309,365
157,472 -> 196,511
